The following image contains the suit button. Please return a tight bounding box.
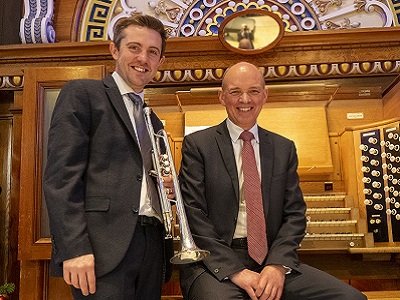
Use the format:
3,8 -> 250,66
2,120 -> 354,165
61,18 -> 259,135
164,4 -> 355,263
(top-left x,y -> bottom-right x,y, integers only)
137,174 -> 142,181
132,207 -> 139,213
213,268 -> 219,274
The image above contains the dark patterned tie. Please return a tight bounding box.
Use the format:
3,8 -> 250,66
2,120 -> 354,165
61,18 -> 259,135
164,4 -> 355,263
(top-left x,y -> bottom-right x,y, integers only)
239,130 -> 267,264
128,93 -> 161,216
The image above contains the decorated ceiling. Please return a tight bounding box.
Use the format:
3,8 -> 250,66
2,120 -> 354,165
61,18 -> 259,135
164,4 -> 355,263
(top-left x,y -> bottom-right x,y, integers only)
79,0 -> 398,41
21,0 -> 400,43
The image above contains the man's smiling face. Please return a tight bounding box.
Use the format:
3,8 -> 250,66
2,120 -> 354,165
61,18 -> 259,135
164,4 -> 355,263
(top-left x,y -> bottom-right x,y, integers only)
219,62 -> 267,130
110,25 -> 165,93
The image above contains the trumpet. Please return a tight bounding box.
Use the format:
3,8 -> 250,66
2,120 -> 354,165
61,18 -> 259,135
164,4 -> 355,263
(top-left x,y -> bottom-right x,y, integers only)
143,107 -> 210,264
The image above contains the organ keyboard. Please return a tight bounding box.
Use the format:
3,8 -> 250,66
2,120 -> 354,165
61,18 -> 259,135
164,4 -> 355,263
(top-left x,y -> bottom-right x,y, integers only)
301,193 -> 374,251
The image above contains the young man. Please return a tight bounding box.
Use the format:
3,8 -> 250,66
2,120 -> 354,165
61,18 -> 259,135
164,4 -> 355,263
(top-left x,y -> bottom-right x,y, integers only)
44,14 -> 174,299
179,62 -> 367,300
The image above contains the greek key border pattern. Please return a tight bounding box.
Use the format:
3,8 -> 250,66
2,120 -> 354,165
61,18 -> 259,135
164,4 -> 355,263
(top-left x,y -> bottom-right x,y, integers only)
80,0 -> 115,42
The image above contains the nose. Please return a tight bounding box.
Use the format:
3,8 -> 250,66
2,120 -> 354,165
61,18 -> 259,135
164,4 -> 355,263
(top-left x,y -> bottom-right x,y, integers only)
137,49 -> 148,61
239,92 -> 251,103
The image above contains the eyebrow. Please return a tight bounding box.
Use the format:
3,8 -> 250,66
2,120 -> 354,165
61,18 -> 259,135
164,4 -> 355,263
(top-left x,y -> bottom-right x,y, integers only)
226,86 -> 263,91
125,42 -> 161,52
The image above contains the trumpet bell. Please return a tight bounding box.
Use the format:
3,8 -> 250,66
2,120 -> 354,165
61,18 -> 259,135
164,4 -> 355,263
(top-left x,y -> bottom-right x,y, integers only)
170,249 -> 210,264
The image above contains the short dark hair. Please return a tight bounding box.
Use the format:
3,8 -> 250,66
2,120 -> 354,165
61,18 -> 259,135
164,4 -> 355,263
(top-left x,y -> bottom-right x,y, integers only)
113,14 -> 167,55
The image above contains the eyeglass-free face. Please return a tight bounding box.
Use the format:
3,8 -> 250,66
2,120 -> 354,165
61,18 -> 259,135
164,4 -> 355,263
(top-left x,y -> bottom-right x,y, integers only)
219,63 -> 267,130
110,25 -> 165,93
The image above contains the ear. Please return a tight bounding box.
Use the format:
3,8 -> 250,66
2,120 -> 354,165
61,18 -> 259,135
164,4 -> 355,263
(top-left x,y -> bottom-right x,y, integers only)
158,55 -> 166,68
218,89 -> 226,106
263,87 -> 268,104
109,42 -> 119,60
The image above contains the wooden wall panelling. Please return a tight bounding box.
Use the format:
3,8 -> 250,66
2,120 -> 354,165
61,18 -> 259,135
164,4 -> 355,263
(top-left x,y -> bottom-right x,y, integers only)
0,116 -> 12,284
172,137 -> 183,174
18,66 -> 105,300
300,252 -> 400,287
156,110 -> 185,139
339,129 -> 361,209
383,78 -> 400,120
326,99 -> 384,134
154,110 -> 185,172
261,105 -> 333,176
53,0 -> 81,42
0,42 -> 113,73
48,275 -> 73,299
329,134 -> 343,181
6,91 -> 23,300
19,260 -> 44,300
0,89 -> 22,299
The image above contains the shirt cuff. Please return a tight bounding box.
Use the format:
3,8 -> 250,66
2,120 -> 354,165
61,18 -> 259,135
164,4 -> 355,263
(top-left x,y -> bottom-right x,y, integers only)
282,265 -> 292,275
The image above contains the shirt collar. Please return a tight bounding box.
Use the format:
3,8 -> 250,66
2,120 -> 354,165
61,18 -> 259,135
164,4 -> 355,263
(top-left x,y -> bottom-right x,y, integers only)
112,71 -> 144,101
226,118 -> 259,143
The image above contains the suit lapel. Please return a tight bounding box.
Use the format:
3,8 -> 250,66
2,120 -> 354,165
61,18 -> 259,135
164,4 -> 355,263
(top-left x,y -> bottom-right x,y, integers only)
259,128 -> 273,216
103,76 -> 140,146
215,122 -> 240,203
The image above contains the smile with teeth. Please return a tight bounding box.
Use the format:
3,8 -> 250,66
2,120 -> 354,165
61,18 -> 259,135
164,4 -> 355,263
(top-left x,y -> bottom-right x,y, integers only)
238,107 -> 252,112
133,66 -> 146,73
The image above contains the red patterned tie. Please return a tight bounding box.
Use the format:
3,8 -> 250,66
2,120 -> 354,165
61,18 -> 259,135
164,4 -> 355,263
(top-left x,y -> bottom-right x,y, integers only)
240,130 -> 267,264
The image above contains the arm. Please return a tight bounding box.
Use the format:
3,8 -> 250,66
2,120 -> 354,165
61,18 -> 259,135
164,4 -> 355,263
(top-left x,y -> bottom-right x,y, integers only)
265,140 -> 306,271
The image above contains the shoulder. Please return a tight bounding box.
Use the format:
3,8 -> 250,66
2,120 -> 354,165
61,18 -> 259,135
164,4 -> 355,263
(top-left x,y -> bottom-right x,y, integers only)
58,79 -> 108,102
55,79 -> 107,112
62,78 -> 104,91
259,127 -> 295,148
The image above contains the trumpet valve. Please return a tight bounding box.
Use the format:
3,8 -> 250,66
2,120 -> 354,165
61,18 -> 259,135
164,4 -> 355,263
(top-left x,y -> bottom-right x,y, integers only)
160,154 -> 171,176
162,166 -> 171,176
160,154 -> 169,161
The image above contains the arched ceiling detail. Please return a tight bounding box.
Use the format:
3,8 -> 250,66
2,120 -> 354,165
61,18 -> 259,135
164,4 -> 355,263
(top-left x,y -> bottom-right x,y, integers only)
76,0 -> 398,42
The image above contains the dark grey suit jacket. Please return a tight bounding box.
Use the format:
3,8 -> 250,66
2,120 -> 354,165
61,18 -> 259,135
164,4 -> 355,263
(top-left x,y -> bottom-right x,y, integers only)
43,75 -> 171,278
179,121 -> 307,293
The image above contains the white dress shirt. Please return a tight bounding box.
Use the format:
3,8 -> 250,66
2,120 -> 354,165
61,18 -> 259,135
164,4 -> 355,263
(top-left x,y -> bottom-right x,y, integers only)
112,72 -> 158,219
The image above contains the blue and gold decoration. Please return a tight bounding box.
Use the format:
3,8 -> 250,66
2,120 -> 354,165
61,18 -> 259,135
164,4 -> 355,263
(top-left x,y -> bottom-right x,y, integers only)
77,0 -> 397,42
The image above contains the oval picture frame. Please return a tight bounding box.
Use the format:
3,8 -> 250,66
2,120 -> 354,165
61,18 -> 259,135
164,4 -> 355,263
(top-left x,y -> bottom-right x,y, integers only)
218,9 -> 284,55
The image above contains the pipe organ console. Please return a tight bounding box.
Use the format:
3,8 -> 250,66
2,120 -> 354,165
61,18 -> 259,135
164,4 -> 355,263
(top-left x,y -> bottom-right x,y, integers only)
340,119 -> 400,248
168,114 -> 400,253
161,113 -> 400,298
360,124 -> 400,243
